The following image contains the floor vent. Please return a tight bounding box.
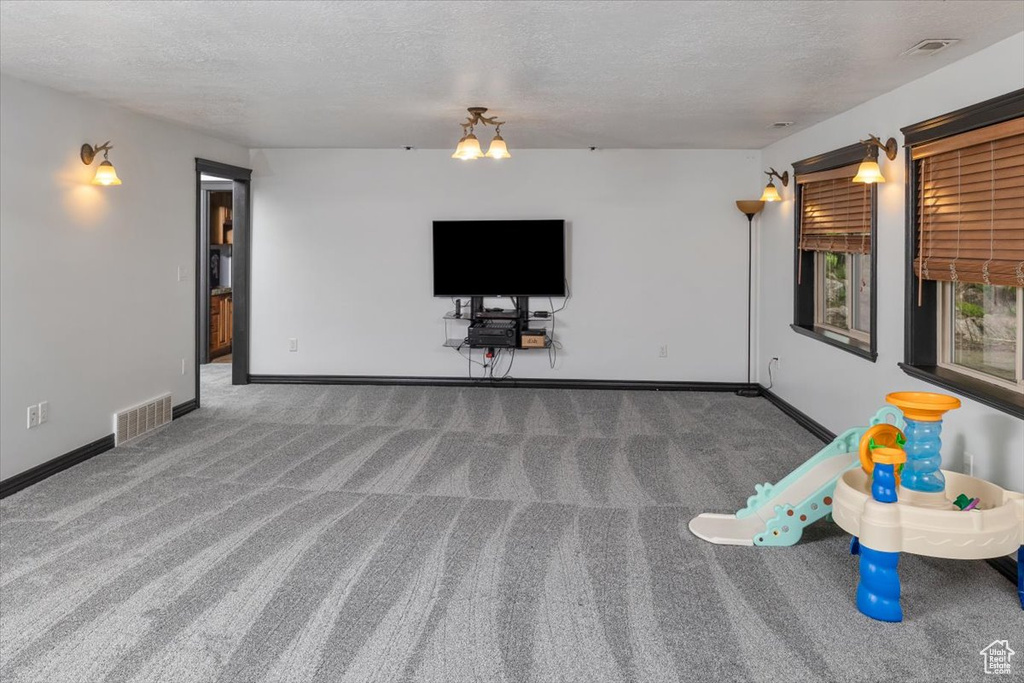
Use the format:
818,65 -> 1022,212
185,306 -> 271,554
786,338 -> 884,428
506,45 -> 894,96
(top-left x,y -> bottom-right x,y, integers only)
114,394 -> 172,446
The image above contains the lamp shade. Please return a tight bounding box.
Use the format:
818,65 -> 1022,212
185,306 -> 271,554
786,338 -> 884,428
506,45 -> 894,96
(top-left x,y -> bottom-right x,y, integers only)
486,134 -> 511,159
852,159 -> 885,184
736,200 -> 765,217
452,133 -> 483,160
759,182 -> 781,202
92,160 -> 122,186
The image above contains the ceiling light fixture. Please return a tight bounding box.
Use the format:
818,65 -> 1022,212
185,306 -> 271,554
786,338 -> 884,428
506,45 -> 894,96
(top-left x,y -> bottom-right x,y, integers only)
760,168 -> 788,202
452,107 -> 510,160
80,141 -> 122,186
852,134 -> 898,184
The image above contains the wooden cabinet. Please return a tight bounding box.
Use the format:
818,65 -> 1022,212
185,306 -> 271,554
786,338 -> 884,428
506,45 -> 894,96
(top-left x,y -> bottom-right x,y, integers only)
210,293 -> 233,357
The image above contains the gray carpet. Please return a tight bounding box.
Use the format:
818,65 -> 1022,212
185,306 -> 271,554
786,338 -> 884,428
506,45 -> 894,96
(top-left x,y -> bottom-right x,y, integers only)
0,366 -> 1018,683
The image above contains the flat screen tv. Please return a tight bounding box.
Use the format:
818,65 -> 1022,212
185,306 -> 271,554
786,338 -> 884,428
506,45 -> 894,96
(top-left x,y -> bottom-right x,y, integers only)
432,220 -> 566,297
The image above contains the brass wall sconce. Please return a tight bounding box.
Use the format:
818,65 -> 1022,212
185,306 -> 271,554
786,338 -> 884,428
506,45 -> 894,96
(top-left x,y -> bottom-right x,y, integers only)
852,135 -> 898,184
452,107 -> 510,160
80,141 -> 122,186
759,168 -> 788,202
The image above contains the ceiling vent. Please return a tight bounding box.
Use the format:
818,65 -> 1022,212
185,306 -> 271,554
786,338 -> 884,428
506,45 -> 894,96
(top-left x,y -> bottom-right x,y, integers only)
769,122 -> 794,129
114,393 -> 172,446
902,39 -> 959,56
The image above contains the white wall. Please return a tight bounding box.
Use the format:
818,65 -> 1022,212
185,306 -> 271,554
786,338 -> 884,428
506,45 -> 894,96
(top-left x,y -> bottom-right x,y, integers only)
0,74 -> 249,480
250,149 -> 761,382
757,33 -> 1024,492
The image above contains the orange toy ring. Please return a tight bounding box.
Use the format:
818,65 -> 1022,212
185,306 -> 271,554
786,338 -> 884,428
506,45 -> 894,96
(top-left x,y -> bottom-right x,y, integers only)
858,424 -> 906,485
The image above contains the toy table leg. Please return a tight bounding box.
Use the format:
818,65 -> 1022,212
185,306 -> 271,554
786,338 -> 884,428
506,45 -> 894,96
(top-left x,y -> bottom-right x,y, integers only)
856,545 -> 902,622
1018,546 -> 1023,611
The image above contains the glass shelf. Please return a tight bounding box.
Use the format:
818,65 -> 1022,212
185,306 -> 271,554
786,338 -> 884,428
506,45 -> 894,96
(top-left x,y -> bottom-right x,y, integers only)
443,338 -> 551,349
443,312 -> 553,322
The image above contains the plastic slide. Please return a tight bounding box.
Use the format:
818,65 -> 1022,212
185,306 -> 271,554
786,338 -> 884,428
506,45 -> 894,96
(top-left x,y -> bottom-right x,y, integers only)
688,406 -> 905,546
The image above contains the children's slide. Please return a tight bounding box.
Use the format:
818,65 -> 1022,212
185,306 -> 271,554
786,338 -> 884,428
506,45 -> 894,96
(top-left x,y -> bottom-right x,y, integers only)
688,406 -> 905,546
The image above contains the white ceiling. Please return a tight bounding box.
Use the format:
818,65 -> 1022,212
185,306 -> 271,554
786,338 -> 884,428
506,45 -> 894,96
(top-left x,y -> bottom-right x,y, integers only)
1,1 -> 1022,149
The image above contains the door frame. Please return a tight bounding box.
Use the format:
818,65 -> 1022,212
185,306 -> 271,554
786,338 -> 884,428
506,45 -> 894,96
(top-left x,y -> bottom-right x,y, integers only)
195,159 -> 253,400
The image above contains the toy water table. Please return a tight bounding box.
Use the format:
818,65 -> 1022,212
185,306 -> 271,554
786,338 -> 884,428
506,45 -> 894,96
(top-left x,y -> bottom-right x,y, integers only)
831,391 -> 1024,622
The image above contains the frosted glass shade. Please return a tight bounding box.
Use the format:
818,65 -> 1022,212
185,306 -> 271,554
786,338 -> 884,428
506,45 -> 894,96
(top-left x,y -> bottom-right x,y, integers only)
486,134 -> 511,159
852,159 -> 885,184
92,160 -> 122,186
759,182 -> 781,202
451,134 -> 483,160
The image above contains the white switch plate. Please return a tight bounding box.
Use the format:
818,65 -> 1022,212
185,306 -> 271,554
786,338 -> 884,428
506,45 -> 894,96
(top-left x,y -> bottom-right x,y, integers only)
963,452 -> 974,476
177,264 -> 189,282
181,358 -> 186,375
288,338 -> 298,352
658,345 -> 668,358
27,405 -> 39,429
38,401 -> 48,424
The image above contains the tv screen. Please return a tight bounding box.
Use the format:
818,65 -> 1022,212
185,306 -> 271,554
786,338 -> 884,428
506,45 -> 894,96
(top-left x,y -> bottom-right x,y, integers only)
432,220 -> 566,297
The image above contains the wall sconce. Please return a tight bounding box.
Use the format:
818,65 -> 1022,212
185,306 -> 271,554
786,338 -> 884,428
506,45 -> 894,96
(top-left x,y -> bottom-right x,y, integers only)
759,168 -> 788,202
80,141 -> 122,186
852,135 -> 897,184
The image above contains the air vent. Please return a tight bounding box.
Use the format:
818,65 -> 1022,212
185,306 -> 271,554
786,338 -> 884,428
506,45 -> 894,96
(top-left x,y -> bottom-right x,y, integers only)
770,121 -> 794,129
114,393 -> 172,446
902,39 -> 959,56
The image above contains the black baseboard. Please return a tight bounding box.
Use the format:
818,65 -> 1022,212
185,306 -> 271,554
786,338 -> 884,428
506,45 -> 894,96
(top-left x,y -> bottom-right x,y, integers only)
757,387 -> 835,443
756,384 -> 1017,587
249,374 -> 757,393
172,398 -> 199,419
0,434 -> 115,499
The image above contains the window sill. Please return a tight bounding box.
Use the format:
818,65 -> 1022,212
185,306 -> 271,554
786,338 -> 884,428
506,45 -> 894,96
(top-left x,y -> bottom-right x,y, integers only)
897,363 -> 1024,419
790,324 -> 877,362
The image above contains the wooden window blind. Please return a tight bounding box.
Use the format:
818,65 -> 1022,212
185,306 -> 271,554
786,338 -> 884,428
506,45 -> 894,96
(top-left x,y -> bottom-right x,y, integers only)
797,163 -> 872,256
913,117 -> 1024,289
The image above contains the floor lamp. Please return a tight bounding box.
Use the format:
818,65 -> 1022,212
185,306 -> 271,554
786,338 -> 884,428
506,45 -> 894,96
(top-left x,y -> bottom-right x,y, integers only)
735,200 -> 764,398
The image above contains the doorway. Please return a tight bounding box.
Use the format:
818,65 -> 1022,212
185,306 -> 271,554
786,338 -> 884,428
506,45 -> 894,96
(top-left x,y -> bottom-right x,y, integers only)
195,159 -> 252,406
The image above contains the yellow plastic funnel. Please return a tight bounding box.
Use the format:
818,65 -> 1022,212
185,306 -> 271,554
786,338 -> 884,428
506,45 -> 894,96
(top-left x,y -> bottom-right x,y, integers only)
885,392 -> 961,422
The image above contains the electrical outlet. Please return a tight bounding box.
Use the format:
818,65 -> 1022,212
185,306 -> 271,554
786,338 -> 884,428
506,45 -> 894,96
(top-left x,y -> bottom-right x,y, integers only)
177,264 -> 189,282
963,452 -> 974,476
288,338 -> 298,352
27,405 -> 39,429
658,345 -> 668,358
770,356 -> 780,370
38,401 -> 48,424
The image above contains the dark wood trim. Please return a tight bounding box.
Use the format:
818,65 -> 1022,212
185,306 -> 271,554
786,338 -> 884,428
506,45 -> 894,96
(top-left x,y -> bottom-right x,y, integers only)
897,363 -> 1024,418
172,399 -> 199,420
195,159 -> 252,180
901,88 -> 1024,147
791,142 -> 865,176
791,154 -> 878,360
757,387 -> 834,443
0,434 -> 115,499
230,179 -> 251,386
987,553 -> 1018,584
195,159 -> 252,394
250,374 -> 756,393
901,92 -> 1024,419
789,324 -> 877,362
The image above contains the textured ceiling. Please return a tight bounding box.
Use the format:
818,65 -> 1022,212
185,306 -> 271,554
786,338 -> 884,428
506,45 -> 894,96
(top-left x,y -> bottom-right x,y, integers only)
1,1 -> 1022,149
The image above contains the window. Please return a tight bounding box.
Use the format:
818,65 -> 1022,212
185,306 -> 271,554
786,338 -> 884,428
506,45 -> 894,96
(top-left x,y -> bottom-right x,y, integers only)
901,90 -> 1024,417
938,282 -> 1023,391
791,143 -> 878,360
816,251 -> 871,343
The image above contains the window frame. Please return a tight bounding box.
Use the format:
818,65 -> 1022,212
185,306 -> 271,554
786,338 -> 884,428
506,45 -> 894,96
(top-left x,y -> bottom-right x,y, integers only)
791,143 -> 878,362
900,88 -> 1024,418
